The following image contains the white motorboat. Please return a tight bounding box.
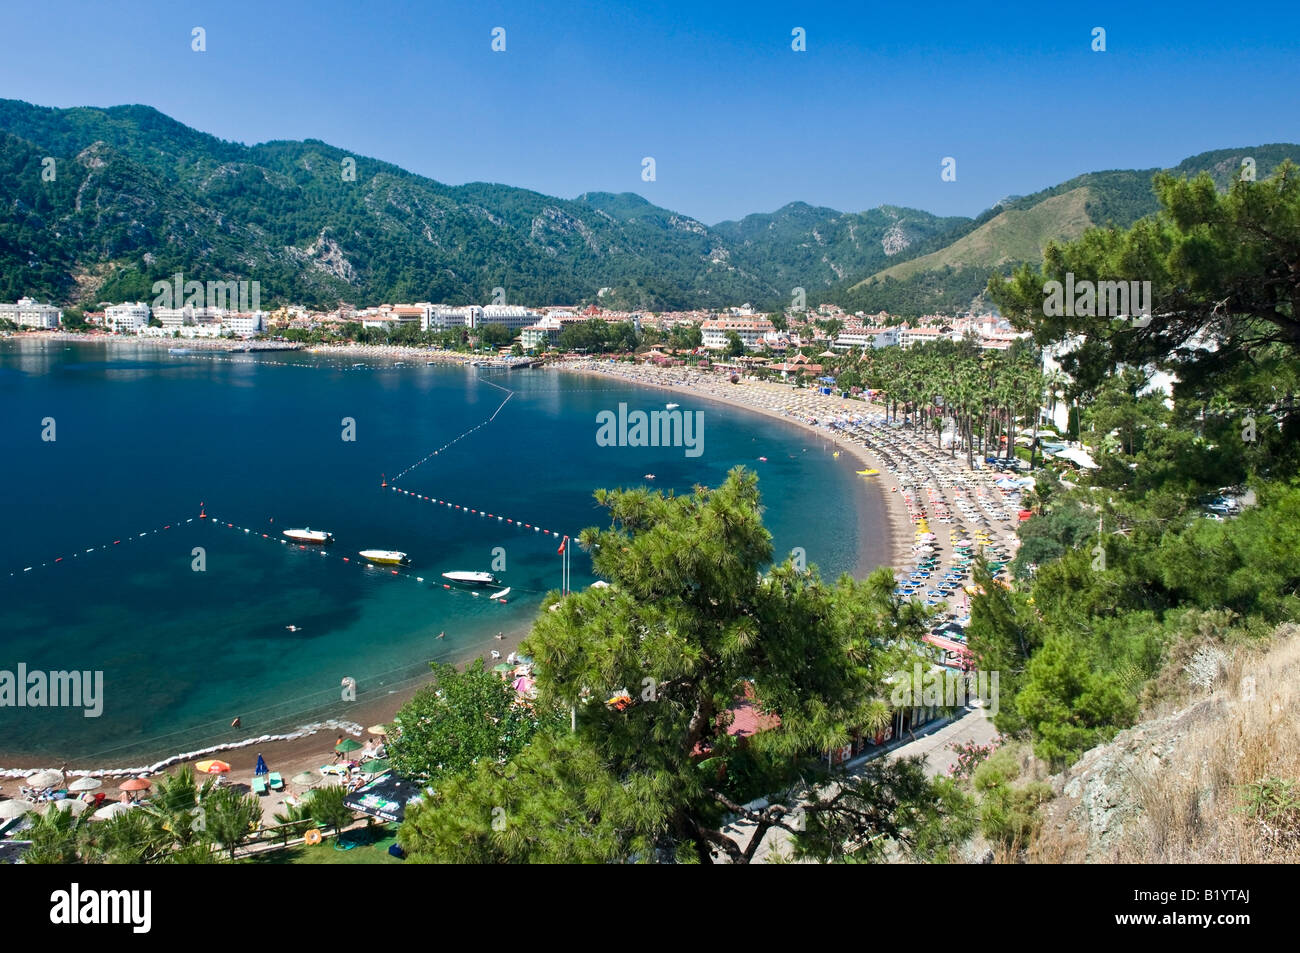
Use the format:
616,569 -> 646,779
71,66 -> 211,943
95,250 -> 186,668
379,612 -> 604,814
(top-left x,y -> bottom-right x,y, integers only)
283,528 -> 333,544
441,571 -> 498,586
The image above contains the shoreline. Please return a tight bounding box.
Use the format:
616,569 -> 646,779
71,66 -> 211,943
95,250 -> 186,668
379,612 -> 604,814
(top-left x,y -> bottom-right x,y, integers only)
1,331 -> 302,351
0,350 -> 925,779
560,361 -> 915,576
0,621 -> 535,785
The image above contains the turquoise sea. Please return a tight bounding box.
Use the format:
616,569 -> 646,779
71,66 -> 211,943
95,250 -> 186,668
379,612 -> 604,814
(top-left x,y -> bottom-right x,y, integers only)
0,341 -> 888,765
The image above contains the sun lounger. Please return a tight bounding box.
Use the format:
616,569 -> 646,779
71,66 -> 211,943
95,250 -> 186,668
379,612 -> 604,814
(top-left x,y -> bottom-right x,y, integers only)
269,772 -> 284,791
252,775 -> 268,795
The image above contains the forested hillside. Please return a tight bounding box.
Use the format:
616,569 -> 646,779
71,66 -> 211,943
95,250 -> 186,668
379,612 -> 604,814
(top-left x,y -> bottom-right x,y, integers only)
2,99 -> 1296,316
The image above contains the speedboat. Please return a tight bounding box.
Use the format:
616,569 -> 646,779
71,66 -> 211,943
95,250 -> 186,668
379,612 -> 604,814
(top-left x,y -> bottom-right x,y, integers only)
644,474 -> 656,480
360,550 -> 410,565
283,528 -> 333,544
442,571 -> 498,586
665,403 -> 680,410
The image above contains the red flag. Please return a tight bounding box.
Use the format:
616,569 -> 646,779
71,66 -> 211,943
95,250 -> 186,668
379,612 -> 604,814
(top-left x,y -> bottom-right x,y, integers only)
557,535 -> 568,555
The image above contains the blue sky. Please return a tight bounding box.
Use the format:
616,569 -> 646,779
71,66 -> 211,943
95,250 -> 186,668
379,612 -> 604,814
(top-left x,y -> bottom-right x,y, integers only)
2,0 -> 1297,224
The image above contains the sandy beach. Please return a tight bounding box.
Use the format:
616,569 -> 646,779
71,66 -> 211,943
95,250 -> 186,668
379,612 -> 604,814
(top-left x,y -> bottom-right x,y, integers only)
560,359 -> 917,574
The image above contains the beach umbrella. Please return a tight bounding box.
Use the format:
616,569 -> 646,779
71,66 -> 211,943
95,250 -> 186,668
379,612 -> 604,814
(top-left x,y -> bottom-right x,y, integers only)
118,778 -> 152,792
291,771 -> 318,787
360,759 -> 389,774
91,801 -> 135,821
366,724 -> 388,736
0,799 -> 36,820
27,770 -> 63,789
254,754 -> 269,776
334,738 -> 362,754
67,776 -> 102,793
195,760 -> 231,775
44,798 -> 89,817
492,662 -> 512,673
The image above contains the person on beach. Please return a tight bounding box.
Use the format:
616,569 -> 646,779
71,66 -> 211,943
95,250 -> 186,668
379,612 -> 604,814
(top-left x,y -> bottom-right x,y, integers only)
332,735 -> 345,763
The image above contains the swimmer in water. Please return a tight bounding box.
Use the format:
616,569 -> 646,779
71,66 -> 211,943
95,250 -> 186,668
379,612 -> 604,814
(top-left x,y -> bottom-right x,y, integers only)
437,631 -> 445,639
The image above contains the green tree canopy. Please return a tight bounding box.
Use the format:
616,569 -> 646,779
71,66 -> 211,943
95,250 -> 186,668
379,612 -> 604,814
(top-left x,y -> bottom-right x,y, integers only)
388,659 -> 563,781
399,469 -> 948,863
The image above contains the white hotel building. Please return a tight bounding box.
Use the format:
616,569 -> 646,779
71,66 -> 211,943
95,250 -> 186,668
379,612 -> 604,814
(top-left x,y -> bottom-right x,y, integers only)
149,307 -> 264,337
1,297 -> 62,329
105,302 -> 151,333
701,317 -> 775,351
421,304 -> 541,333
833,326 -> 900,350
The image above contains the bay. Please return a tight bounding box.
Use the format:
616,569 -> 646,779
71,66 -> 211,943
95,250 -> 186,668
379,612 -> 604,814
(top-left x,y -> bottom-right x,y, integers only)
0,341 -> 885,764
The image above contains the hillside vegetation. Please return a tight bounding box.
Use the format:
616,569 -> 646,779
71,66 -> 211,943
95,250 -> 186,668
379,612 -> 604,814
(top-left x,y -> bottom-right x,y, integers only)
3,97 -> 1296,316
834,146 -> 1300,314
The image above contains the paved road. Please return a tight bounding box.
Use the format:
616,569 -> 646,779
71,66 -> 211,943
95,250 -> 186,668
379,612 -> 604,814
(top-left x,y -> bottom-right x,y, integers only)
718,704 -> 999,863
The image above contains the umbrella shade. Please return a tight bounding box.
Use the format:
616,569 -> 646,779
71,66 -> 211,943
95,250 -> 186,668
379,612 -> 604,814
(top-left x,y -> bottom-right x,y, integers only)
254,755 -> 269,776
291,771 -> 319,787
26,770 -> 63,789
0,799 -> 36,820
334,738 -> 363,753
67,776 -> 102,792
45,798 -> 89,816
366,724 -> 389,736
360,759 -> 389,774
92,802 -> 135,821
119,778 -> 152,792
195,760 -> 231,774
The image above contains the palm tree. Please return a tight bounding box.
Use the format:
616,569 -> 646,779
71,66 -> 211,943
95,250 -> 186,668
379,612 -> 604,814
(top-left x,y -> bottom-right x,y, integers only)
309,783 -> 356,840
19,806 -> 89,864
204,787 -> 264,860
138,765 -> 217,854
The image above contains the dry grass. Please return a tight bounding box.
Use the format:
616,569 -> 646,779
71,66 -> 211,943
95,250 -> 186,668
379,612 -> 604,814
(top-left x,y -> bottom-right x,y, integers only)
1033,625 -> 1300,863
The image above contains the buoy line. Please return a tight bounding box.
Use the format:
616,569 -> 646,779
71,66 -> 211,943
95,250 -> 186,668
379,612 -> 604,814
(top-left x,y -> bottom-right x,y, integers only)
387,371 -> 515,482
2,517 -> 196,579
383,485 -> 571,543
201,514 -> 518,604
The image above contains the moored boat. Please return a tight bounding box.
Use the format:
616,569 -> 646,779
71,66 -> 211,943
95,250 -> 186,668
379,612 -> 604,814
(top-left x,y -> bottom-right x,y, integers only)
441,570 -> 498,586
283,528 -> 333,544
359,549 -> 409,565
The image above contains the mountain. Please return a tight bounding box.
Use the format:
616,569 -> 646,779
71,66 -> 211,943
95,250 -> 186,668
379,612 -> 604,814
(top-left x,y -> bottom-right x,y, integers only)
835,145 -> 1300,315
1,99 -> 1296,316
710,202 -> 968,301
0,100 -> 772,311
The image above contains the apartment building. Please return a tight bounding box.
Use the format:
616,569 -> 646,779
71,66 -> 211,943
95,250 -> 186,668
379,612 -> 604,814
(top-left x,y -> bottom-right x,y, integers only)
105,302 -> 151,333
0,297 -> 62,329
700,317 -> 775,351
